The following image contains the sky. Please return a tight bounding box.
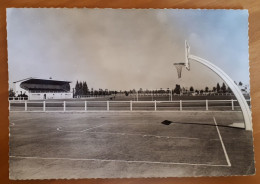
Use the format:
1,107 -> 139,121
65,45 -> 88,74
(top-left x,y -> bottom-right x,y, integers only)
7,9 -> 249,91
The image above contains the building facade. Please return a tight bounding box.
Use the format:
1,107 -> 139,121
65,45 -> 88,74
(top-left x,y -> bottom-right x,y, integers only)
13,78 -> 73,100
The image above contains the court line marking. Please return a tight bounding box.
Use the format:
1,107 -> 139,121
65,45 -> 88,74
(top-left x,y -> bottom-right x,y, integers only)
9,155 -> 230,167
56,124 -> 218,140
57,124 -> 106,133
84,131 -> 218,141
213,117 -> 231,167
10,117 -> 42,122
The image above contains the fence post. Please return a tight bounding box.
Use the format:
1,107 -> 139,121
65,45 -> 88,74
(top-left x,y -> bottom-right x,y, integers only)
154,100 -> 157,111
130,100 -> 132,111
43,101 -> 46,111
180,100 -> 182,111
231,99 -> 234,110
206,100 -> 208,111
85,101 -> 87,111
25,101 -> 27,111
63,101 -> 66,111
107,101 -> 109,111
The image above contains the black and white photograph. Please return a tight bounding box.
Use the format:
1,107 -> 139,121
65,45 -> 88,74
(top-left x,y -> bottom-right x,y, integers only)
7,8 -> 255,179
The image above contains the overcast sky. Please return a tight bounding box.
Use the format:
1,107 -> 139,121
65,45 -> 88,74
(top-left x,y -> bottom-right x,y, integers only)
7,9 -> 249,91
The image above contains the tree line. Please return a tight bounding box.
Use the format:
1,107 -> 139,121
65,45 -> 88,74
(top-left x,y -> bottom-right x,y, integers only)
74,81 -> 115,97
73,81 -> 241,97
173,82 -> 232,95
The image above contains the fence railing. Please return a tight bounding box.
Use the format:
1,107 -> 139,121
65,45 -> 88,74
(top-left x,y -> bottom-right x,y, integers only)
9,99 -> 251,112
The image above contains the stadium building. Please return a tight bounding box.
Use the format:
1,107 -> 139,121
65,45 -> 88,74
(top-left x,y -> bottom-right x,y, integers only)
13,77 -> 73,100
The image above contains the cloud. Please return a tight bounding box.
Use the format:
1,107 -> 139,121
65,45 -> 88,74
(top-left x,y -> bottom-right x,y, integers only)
7,9 -> 249,90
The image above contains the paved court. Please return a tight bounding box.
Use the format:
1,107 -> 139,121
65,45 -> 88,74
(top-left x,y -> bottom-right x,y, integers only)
9,111 -> 255,179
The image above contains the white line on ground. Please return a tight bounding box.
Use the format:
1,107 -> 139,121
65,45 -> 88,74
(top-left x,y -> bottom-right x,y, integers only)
56,124 -> 106,133
213,117 -> 231,167
10,117 -> 41,122
83,131 -> 213,140
9,155 -> 231,167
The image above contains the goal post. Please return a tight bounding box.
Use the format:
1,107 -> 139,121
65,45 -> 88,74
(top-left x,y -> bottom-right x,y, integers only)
173,40 -> 252,131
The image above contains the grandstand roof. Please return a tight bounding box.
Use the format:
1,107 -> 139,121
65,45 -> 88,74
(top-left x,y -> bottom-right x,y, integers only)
16,78 -> 71,92
13,77 -> 71,84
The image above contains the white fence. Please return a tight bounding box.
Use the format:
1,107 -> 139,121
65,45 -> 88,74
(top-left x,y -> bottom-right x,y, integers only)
9,99 -> 251,112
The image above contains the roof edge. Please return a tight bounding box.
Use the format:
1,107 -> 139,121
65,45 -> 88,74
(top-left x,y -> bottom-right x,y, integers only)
13,77 -> 72,83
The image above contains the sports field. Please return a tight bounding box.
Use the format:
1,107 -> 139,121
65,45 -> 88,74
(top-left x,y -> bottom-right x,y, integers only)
9,111 -> 254,179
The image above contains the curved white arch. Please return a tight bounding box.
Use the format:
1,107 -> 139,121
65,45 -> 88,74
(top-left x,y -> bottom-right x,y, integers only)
188,54 -> 252,130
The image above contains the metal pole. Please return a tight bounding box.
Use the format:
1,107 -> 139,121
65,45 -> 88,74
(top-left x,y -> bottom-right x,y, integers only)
130,100 -> 132,111
171,89 -> 173,101
189,54 -> 252,130
63,101 -> 66,111
231,99 -> 234,110
85,101 -> 87,111
43,101 -> 46,111
180,100 -> 182,111
154,100 -> 157,111
206,100 -> 208,111
107,101 -> 109,111
25,101 -> 27,111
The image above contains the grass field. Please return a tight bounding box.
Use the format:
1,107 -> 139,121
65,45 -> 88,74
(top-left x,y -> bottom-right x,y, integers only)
9,111 -> 255,179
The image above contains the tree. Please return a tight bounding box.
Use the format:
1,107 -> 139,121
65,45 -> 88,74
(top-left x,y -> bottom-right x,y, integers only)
75,81 -> 80,96
205,87 -> 209,92
213,87 -> 217,92
182,87 -> 186,93
239,81 -> 243,86
217,83 -> 221,93
190,86 -> 194,92
124,91 -> 129,96
221,83 -> 227,93
82,81 -> 89,95
173,84 -> 181,94
9,89 -> 16,97
94,90 -> 98,96
200,89 -> 204,94
79,82 -> 83,96
98,88 -> 103,95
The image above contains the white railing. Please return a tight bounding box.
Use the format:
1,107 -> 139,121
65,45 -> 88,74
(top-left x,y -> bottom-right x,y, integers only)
9,99 -> 251,112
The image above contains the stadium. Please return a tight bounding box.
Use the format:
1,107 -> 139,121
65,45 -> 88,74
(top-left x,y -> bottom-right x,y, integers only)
12,77 -> 73,100
8,41 -> 254,178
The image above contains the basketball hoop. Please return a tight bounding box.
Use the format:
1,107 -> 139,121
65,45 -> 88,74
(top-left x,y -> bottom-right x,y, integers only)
174,63 -> 185,78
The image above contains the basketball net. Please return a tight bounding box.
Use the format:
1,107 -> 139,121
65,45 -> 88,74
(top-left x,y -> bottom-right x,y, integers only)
174,63 -> 185,78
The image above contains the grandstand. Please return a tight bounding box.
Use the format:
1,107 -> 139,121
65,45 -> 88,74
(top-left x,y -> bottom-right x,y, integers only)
13,77 -> 73,100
